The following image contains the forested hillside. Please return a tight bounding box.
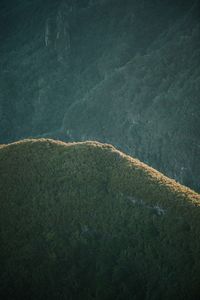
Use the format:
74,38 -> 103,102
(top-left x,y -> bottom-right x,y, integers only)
0,139 -> 200,299
0,0 -> 199,190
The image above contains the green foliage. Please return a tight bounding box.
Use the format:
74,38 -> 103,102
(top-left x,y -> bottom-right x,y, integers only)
1,0 -> 199,191
0,138 -> 200,299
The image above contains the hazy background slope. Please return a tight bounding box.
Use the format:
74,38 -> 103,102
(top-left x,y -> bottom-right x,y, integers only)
0,0 -> 200,191
0,139 -> 200,299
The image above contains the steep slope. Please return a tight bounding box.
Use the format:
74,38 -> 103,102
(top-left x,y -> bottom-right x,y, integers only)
0,138 -> 200,300
61,1 -> 200,191
0,0 -> 199,191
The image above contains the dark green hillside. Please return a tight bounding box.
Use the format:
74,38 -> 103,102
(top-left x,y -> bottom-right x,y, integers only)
0,139 -> 200,300
1,0 -> 199,191
61,0 -> 200,191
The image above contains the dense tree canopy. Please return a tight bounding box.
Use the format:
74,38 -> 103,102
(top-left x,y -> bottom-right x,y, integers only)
0,139 -> 200,299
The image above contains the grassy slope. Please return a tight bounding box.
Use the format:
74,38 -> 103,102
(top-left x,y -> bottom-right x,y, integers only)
0,138 -> 200,300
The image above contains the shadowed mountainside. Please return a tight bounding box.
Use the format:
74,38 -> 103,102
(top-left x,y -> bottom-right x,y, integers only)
0,0 -> 200,191
0,138 -> 200,299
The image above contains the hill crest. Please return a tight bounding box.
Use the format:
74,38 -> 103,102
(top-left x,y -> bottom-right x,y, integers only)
1,138 -> 200,299
1,138 -> 200,205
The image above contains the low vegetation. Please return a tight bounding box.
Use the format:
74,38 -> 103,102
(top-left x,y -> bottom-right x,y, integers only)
0,138 -> 200,299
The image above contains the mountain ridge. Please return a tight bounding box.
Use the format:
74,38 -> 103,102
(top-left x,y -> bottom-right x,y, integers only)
1,138 -> 200,299
1,0 -> 199,191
